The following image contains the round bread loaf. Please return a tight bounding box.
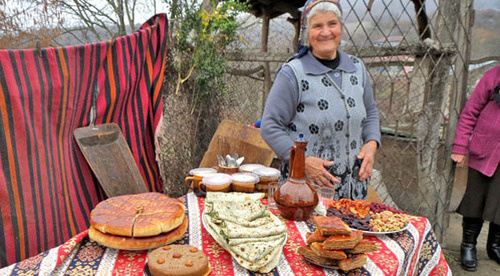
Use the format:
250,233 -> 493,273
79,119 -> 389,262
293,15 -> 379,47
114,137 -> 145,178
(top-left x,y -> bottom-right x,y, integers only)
90,192 -> 185,237
88,216 -> 188,250
148,244 -> 211,276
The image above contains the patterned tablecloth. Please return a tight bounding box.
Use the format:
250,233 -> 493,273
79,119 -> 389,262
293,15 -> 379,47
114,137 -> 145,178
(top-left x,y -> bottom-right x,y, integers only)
0,193 -> 451,276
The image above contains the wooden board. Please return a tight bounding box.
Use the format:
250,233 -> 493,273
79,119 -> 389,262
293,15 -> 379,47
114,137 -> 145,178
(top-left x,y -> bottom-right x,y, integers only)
199,120 -> 276,168
74,123 -> 148,197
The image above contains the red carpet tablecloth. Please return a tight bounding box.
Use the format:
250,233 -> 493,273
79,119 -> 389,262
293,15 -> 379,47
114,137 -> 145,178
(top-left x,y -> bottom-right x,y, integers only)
0,13 -> 167,266
0,193 -> 451,275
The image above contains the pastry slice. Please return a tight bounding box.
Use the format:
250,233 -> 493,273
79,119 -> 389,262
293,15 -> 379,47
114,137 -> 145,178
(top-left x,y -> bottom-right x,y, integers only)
338,253 -> 367,271
306,229 -> 328,245
323,230 -> 363,250
310,242 -> 347,260
313,216 -> 352,236
297,246 -> 339,266
345,239 -> 378,254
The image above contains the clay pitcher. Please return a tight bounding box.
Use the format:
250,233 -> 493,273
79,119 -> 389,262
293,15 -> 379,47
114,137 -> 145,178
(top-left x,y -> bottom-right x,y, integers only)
273,133 -> 318,221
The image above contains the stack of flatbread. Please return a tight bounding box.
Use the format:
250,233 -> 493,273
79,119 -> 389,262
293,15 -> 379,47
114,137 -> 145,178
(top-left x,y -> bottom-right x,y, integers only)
88,192 -> 188,250
203,192 -> 287,273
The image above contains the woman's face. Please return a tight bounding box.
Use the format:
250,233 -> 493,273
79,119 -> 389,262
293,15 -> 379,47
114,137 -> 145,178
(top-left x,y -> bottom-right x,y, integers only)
308,11 -> 342,60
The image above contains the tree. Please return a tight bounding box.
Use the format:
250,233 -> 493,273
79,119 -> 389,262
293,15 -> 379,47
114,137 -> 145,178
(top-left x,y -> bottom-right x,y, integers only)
158,0 -> 249,196
0,0 -> 64,48
55,0 -> 162,42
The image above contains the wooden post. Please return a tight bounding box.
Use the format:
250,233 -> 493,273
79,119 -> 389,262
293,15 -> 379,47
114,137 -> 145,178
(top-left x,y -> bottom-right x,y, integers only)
262,11 -> 272,113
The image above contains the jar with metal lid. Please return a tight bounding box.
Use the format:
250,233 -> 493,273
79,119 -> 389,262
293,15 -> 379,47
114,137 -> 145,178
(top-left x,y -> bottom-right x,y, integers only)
253,167 -> 280,195
231,173 -> 259,193
201,173 -> 232,193
239,163 -> 265,173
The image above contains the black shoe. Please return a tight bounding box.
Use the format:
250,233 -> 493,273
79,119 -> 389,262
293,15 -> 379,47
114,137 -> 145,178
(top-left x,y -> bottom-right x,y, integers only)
461,243 -> 478,271
460,217 -> 483,271
487,222 -> 500,265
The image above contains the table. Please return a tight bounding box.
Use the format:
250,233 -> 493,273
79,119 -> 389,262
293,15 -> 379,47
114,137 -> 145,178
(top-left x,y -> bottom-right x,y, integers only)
0,193 -> 451,276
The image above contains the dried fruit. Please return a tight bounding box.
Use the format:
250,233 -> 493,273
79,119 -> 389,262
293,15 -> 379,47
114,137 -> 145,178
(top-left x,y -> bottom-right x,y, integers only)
173,253 -> 182,258
157,258 -> 165,264
189,247 -> 198,253
185,260 -> 193,267
327,199 -> 408,232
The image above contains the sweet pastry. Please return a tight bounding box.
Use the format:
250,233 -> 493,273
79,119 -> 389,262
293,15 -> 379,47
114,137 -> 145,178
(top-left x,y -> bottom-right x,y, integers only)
306,229 -> 328,245
202,173 -> 232,192
345,239 -> 378,254
231,173 -> 259,193
90,192 -> 185,237
338,253 -> 367,271
89,216 -> 188,250
313,216 -> 352,236
148,244 -> 211,276
322,230 -> 363,250
310,242 -> 347,260
297,246 -> 339,266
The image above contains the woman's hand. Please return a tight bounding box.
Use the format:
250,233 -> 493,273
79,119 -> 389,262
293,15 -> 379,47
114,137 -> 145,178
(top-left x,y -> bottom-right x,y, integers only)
357,141 -> 378,181
304,156 -> 339,188
451,153 -> 466,167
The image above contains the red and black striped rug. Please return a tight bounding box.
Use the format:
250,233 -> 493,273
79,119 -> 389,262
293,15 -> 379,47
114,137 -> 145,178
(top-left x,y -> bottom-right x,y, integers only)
0,14 -> 167,267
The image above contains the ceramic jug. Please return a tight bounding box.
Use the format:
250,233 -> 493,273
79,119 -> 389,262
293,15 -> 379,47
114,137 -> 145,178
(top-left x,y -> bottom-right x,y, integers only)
273,133 -> 318,221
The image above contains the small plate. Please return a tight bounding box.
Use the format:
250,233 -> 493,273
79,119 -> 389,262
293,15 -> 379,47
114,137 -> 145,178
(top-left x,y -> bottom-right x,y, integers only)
304,257 -> 339,269
143,261 -> 151,276
357,221 -> 411,236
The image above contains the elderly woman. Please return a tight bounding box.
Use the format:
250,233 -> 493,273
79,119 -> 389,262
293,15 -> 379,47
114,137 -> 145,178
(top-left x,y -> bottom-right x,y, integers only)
260,0 -> 380,200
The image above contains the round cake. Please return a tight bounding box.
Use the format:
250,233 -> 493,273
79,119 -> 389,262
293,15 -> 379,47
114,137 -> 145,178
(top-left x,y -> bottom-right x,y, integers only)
88,216 -> 188,250
148,244 -> 211,276
90,192 -> 185,237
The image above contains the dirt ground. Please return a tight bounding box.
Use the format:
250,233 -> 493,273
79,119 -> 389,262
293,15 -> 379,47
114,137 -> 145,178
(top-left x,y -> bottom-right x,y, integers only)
442,212 -> 500,275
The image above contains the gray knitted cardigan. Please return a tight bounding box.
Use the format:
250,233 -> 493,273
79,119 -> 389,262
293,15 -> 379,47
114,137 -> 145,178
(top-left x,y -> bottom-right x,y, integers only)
260,50 -> 381,200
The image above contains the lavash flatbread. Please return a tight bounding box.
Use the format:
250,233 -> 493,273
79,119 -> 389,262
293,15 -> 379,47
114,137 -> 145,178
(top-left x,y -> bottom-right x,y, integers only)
208,207 -> 273,228
227,234 -> 284,246
230,235 -> 286,262
203,213 -> 285,273
211,200 -> 267,222
205,192 -> 265,203
222,214 -> 286,239
202,192 -> 287,273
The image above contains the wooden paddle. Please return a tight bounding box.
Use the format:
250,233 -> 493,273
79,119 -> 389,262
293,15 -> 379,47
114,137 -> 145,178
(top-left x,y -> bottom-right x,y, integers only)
74,84 -> 147,197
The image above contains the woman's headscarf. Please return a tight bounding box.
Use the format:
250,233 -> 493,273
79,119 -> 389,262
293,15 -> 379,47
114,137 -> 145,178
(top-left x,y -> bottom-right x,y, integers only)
296,0 -> 343,58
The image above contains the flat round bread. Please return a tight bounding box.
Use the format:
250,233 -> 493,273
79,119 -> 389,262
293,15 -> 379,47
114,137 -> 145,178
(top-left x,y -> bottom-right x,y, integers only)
89,216 -> 188,250
91,192 -> 185,237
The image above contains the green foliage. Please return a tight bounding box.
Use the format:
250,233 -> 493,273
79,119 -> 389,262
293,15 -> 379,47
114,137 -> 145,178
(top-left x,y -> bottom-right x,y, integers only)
172,0 -> 249,101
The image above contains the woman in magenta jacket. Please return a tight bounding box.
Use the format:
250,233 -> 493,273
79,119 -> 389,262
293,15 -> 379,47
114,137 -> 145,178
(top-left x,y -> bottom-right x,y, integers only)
451,65 -> 500,271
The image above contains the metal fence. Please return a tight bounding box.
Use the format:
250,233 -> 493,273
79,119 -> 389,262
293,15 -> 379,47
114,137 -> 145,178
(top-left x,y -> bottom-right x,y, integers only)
158,0 -> 497,241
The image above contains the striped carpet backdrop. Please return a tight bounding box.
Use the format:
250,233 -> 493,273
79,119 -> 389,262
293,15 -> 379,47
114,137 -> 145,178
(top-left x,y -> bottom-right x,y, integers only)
0,14 -> 168,266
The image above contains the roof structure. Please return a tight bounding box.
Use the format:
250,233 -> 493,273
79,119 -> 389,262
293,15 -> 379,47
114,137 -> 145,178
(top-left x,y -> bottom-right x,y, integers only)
239,0 -> 306,19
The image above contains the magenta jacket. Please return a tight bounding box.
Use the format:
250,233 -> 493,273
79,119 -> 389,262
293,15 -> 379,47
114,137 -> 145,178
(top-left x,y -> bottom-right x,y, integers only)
452,65 -> 500,177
